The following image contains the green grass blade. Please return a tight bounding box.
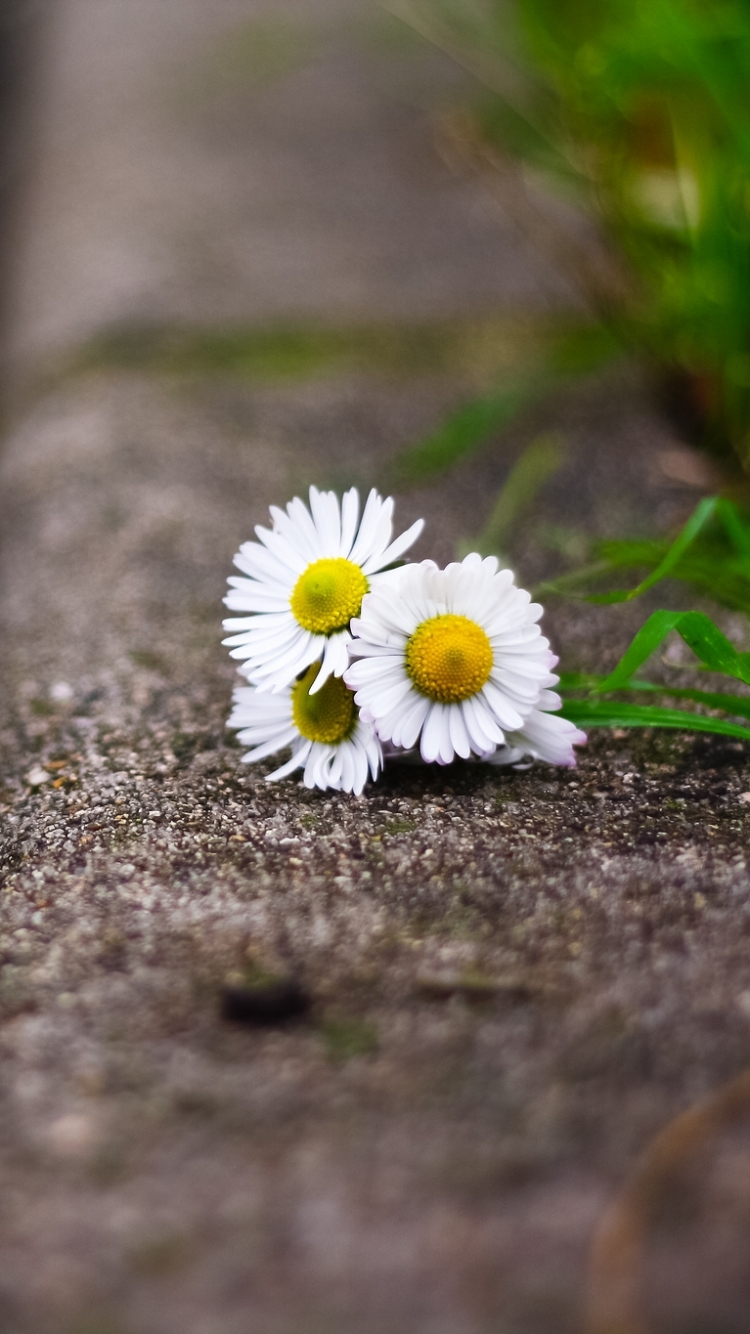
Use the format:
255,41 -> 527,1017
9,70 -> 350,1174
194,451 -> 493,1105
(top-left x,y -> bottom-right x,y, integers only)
559,699 -> 750,741
559,674 -> 750,723
556,671 -> 603,690
593,538 -> 750,615
599,609 -> 750,690
616,681 -> 750,722
390,314 -> 622,489
532,560 -> 624,600
588,497 -> 718,604
470,432 -> 564,556
392,385 -> 535,486
716,498 -> 750,559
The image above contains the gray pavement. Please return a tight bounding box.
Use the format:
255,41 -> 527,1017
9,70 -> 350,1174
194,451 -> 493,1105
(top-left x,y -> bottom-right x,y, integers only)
2,4 -> 750,1333
6,0 -> 576,372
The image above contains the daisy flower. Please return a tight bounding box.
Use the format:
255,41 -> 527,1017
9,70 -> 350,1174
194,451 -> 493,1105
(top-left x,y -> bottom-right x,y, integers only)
223,487 -> 423,694
227,662 -> 382,794
345,553 -> 584,766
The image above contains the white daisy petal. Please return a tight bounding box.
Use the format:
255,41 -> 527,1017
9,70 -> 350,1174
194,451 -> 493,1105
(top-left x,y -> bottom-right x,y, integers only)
284,496 -> 322,557
311,632 -> 352,693
396,695 -> 431,749
479,680 -> 525,732
420,703 -> 448,764
240,728 -> 299,763
346,638 -> 404,661
537,688 -> 562,711
472,696 -> 506,746
233,543 -> 292,587
340,487 -> 360,556
457,699 -> 485,755
348,490 -> 387,566
309,487 -> 341,556
438,711 -> 455,765
223,619 -> 300,651
267,743 -> 311,782
304,743 -> 327,790
224,581 -> 290,612
339,741 -> 357,793
352,749 -> 369,796
355,585 -> 420,639
345,660 -> 408,697
243,633 -> 319,685
255,525 -> 308,575
463,695 -> 499,753
364,516 -> 424,574
366,733 -> 382,780
448,704 -> 471,760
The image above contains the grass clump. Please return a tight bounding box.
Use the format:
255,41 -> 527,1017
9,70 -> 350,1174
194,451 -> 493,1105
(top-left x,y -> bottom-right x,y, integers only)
392,0 -> 750,471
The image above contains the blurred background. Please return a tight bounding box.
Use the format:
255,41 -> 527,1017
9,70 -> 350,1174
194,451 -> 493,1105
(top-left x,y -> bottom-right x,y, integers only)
7,0 -> 750,601
5,3 -> 750,1333
0,0 -> 43,357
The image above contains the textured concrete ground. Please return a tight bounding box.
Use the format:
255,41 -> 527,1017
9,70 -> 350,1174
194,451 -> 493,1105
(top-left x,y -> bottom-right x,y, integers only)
2,4 -> 750,1333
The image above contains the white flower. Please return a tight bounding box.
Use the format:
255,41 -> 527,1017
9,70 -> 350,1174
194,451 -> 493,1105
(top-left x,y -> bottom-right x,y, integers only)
485,693 -> 586,768
345,553 -> 584,766
227,663 -> 382,794
223,487 -> 423,694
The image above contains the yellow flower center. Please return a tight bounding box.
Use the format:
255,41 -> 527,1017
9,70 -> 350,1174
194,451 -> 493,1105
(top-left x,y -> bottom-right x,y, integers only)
291,664 -> 356,744
290,558 -> 368,635
405,613 -> 493,703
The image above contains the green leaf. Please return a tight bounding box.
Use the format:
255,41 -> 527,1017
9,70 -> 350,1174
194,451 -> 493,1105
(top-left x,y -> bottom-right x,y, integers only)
558,608 -> 750,740
587,497 -> 718,604
559,699 -> 750,741
598,608 -> 750,690
560,674 -> 750,722
621,681 -> 750,722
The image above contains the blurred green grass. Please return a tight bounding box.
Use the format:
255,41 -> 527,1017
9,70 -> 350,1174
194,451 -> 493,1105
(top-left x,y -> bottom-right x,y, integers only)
68,315 -> 601,386
390,0 -> 750,473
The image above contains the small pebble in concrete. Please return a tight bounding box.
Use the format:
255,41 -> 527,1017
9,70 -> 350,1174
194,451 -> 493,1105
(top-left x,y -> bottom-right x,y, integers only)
221,978 -> 311,1026
46,1111 -> 99,1157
